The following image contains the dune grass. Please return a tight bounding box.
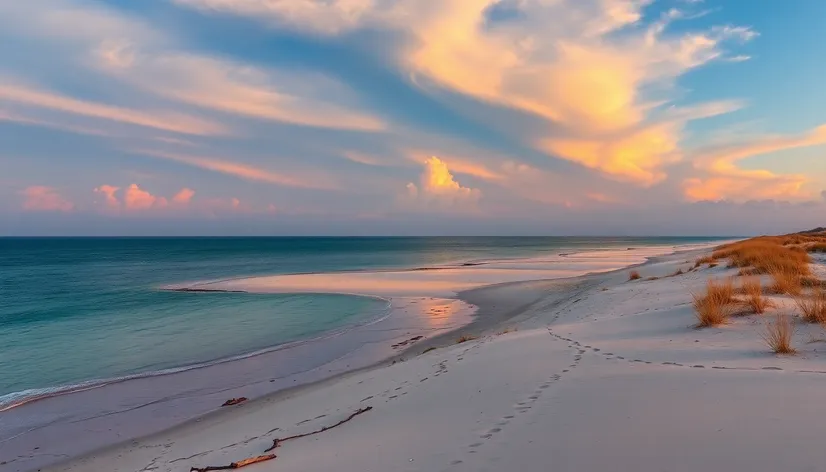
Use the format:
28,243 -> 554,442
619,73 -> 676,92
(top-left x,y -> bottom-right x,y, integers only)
741,277 -> 773,314
693,278 -> 736,327
456,335 -> 478,344
628,270 -> 641,281
771,271 -> 804,295
795,289 -> 826,324
762,313 -> 796,354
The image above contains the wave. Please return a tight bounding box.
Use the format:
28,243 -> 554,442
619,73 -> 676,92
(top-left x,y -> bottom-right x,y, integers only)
0,295 -> 392,413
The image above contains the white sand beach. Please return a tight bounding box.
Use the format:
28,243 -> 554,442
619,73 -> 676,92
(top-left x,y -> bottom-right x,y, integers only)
40,241 -> 826,472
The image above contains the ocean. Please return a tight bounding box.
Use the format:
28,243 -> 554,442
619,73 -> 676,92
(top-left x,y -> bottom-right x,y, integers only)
0,236 -> 725,471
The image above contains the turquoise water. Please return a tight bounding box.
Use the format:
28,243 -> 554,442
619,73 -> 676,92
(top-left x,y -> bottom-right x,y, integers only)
0,237 -> 723,408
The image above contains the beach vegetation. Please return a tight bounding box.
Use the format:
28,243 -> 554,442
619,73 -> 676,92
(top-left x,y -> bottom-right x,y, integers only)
693,278 -> 736,327
762,313 -> 796,354
741,277 -> 773,314
456,335 -> 478,344
795,289 -> 826,324
628,270 -> 641,281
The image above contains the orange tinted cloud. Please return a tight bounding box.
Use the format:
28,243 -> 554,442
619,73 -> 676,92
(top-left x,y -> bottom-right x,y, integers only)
406,156 -> 481,204
684,125 -> 826,201
174,0 -> 754,185
19,186 -> 74,212
134,149 -> 337,190
0,83 -> 228,136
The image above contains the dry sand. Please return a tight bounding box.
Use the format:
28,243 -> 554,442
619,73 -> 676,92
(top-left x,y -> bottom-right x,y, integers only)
43,243 -> 826,472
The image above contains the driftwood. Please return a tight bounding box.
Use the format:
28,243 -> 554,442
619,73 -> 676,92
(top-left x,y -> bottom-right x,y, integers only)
190,406 -> 372,471
221,397 -> 248,407
189,454 -> 276,472
264,406 -> 373,452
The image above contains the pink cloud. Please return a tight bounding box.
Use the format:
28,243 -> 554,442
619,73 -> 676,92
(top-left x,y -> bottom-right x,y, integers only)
94,184 -> 121,209
172,187 -> 196,205
19,186 -> 74,212
124,184 -> 168,210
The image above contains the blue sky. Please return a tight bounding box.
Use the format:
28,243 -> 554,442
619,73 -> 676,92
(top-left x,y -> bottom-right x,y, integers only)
1,0 -> 825,236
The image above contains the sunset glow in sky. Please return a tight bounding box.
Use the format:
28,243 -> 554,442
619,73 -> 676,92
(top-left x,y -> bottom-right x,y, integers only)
2,0 -> 826,235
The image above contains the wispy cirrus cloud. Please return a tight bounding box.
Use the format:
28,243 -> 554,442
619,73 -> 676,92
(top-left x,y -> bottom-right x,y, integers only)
684,125 -> 826,201
94,46 -> 386,132
0,83 -> 229,136
132,149 -> 338,190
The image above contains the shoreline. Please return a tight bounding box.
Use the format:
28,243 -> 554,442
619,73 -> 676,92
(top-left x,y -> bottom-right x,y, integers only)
3,241 -> 729,472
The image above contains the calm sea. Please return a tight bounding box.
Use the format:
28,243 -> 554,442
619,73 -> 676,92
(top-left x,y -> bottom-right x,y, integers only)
0,236 -> 721,409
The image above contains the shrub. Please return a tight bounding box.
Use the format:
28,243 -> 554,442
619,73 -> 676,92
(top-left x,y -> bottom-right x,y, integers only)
795,289 -> 826,323
629,270 -> 641,281
762,313 -> 796,354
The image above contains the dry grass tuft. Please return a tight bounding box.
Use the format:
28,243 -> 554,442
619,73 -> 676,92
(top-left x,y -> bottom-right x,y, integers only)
808,242 -> 826,253
672,268 -> 684,276
795,289 -> 826,323
762,313 -> 796,354
497,327 -> 517,335
770,271 -> 803,295
741,277 -> 773,314
646,276 -> 659,281
456,335 -> 478,344
628,270 -> 641,281
693,278 -> 736,327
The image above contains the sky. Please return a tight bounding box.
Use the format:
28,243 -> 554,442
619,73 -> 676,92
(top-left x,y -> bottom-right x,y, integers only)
2,0 -> 826,236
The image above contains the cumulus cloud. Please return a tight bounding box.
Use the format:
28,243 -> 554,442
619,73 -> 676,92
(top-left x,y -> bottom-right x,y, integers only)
124,184 -> 168,210
405,156 -> 481,205
19,186 -> 74,212
94,184 -> 120,209
94,184 -> 200,213
684,125 -> 826,201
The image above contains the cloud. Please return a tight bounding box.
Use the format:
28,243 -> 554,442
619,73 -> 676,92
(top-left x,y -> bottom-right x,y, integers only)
96,51 -> 385,132
94,184 -> 197,212
172,0 -> 377,34
133,149 -> 338,190
172,187 -> 196,204
174,0 -> 754,186
19,186 -> 74,212
0,83 -> 228,136
124,184 -> 168,210
94,184 -> 120,209
684,124 -> 826,201
405,156 -> 481,205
